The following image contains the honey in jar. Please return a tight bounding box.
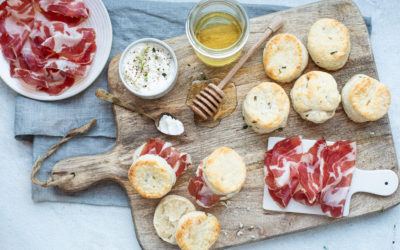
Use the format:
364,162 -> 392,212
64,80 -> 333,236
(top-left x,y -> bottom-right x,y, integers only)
186,0 -> 250,67
195,12 -> 242,50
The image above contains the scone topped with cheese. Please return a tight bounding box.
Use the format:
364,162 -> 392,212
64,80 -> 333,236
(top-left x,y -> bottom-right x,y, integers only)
291,71 -> 341,123
263,33 -> 308,83
176,211 -> 220,250
243,82 -> 290,134
308,18 -> 351,70
342,74 -> 391,122
153,195 -> 195,245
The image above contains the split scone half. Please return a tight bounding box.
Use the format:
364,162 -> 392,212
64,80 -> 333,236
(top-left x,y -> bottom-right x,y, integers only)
342,74 -> 391,122
263,33 -> 308,83
307,18 -> 351,70
176,211 -> 220,250
290,71 -> 341,123
129,138 -> 192,199
188,147 -> 246,208
153,195 -> 195,245
243,82 -> 290,134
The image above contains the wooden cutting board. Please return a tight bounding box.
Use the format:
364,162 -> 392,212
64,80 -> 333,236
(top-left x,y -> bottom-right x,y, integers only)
50,0 -> 399,249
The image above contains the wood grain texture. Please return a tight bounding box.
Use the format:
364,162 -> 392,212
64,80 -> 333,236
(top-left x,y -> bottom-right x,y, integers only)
51,0 -> 399,249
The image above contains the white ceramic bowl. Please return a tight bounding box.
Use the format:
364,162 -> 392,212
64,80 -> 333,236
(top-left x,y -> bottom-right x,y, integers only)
119,38 -> 178,99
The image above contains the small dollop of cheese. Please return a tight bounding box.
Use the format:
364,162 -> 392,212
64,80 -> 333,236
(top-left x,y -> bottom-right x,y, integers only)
157,114 -> 184,136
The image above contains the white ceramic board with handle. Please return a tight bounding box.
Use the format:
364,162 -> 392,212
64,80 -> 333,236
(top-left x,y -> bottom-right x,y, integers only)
263,137 -> 399,216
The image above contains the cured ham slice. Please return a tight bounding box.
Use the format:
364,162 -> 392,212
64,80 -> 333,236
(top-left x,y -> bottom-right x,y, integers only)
293,138 -> 327,206
320,141 -> 356,217
264,137 -> 303,208
188,166 -> 221,208
0,0 -> 35,60
30,16 -> 96,64
11,39 -> 86,94
139,138 -> 192,178
34,0 -> 89,25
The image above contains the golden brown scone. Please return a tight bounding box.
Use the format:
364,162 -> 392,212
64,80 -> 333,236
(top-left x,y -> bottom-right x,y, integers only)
176,211 -> 220,250
342,74 -> 390,122
307,18 -> 351,70
263,33 -> 308,83
290,71 -> 341,123
128,154 -> 176,199
243,82 -> 290,134
202,147 -> 246,196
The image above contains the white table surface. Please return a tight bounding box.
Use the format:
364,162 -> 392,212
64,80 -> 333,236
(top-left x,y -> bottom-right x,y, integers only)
1,0 -> 399,249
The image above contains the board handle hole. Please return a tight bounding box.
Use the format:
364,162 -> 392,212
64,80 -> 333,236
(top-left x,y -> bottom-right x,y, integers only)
385,181 -> 389,185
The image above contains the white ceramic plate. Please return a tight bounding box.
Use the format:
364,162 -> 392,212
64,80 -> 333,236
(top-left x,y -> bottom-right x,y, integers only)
0,0 -> 112,101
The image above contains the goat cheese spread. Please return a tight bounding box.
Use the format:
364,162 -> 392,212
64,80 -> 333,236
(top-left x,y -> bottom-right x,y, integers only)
122,42 -> 174,95
157,114 -> 184,136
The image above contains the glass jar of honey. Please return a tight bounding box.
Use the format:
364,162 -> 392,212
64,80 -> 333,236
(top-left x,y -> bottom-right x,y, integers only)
186,0 -> 250,67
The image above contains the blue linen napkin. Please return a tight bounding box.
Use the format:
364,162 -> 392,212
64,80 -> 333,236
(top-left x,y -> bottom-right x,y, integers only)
12,1 -> 372,207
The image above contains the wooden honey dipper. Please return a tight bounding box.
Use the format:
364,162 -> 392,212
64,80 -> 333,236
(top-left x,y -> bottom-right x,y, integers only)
191,16 -> 284,120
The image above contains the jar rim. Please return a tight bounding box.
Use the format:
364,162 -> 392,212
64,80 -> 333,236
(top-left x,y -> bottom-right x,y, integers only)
185,0 -> 250,60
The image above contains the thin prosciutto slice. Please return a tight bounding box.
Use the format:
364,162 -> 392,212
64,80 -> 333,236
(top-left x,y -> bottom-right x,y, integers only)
34,0 -> 89,25
264,137 -> 303,208
10,39 -> 86,94
0,0 -> 35,60
30,15 -> 96,64
139,138 -> 192,178
293,138 -> 327,206
320,141 -> 356,218
188,165 -> 221,208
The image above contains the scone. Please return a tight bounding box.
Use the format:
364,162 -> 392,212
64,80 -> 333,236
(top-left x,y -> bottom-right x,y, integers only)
308,18 -> 351,70
290,71 -> 341,123
263,33 -> 308,83
242,82 -> 290,134
129,138 -> 192,198
129,154 -> 176,199
188,147 -> 247,208
153,195 -> 196,245
176,211 -> 220,250
342,74 -> 391,122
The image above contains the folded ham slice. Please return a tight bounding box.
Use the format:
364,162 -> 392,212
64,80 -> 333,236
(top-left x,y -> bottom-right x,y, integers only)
320,140 -> 356,217
30,15 -> 96,64
188,166 -> 222,208
34,0 -> 89,25
10,39 -> 87,94
264,137 -> 303,208
0,0 -> 35,60
293,138 -> 327,206
138,138 -> 192,178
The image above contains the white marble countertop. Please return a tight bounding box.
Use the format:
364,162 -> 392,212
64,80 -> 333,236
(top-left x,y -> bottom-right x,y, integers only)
1,0 -> 399,249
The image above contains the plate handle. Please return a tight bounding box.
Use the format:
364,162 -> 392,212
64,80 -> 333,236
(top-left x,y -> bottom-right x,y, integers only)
349,168 -> 399,196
